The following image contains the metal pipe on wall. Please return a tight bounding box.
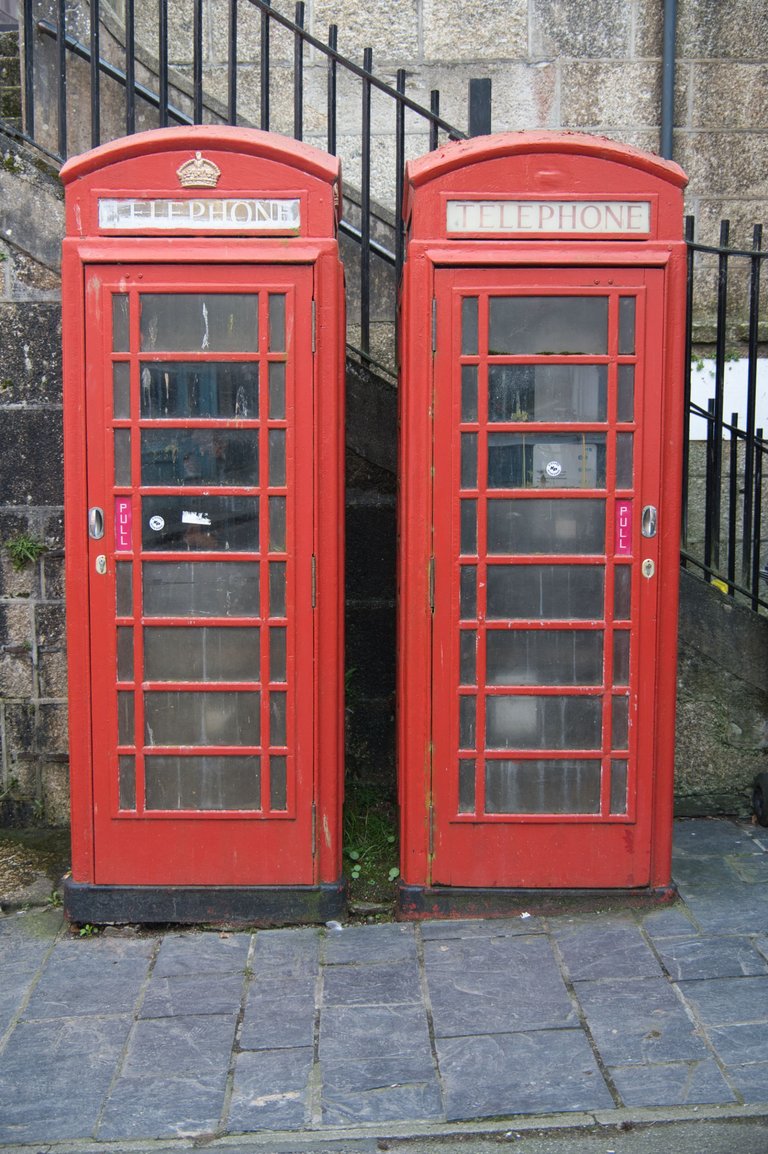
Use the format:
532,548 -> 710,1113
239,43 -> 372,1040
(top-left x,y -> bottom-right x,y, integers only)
661,0 -> 677,159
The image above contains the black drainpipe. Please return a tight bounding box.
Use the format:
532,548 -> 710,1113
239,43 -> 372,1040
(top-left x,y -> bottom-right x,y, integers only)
660,0 -> 677,159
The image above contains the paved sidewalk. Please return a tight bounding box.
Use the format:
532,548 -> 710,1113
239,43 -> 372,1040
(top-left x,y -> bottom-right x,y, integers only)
1,818 -> 768,1149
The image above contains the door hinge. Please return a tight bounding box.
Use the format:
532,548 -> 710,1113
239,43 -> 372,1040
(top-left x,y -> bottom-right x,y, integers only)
312,300 -> 316,352
428,803 -> 435,860
312,802 -> 317,857
428,556 -> 435,612
431,298 -> 437,353
311,555 -> 317,607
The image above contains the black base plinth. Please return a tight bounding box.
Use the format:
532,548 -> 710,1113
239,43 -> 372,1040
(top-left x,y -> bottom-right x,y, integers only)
63,876 -> 346,926
397,881 -> 677,920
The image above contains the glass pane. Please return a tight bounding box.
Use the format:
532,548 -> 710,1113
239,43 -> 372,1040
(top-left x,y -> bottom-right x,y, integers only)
486,695 -> 602,750
458,759 -> 476,814
461,433 -> 478,489
487,564 -> 605,620
118,755 -> 136,810
117,626 -> 134,681
460,565 -> 477,619
460,499 -> 477,554
488,498 -> 605,555
270,755 -> 288,810
618,297 -> 636,355
270,626 -> 287,682
113,362 -> 131,418
140,294 -> 258,352
116,561 -> 133,616
461,297 -> 478,355
142,495 -> 259,552
488,365 -> 607,423
269,496 -> 286,552
612,695 -> 629,749
459,630 -> 477,685
114,429 -> 131,487
617,365 -> 635,422
485,759 -> 601,814
461,365 -> 478,421
616,433 -> 634,489
143,561 -> 259,617
613,566 -> 631,619
269,562 -> 287,616
269,362 -> 286,419
112,294 -> 130,352
613,631 -> 630,686
269,294 -> 286,352
489,297 -> 608,355
270,691 -> 287,746
488,433 -> 606,489
145,755 -> 261,810
486,630 -> 603,686
269,429 -> 286,487
141,429 -> 258,486
610,759 -> 628,814
140,362 -> 259,419
144,626 -> 258,681
459,695 -> 476,749
144,691 -> 260,745
117,691 -> 134,745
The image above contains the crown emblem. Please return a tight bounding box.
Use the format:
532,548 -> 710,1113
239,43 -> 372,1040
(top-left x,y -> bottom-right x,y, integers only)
176,152 -> 222,189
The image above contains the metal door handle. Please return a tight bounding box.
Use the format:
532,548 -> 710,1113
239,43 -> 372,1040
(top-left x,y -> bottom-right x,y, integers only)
641,505 -> 657,538
88,507 -> 105,539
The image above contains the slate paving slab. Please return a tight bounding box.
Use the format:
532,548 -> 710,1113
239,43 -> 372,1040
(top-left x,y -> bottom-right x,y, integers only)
140,971 -> 247,1018
228,1046 -> 314,1131
318,1002 -> 433,1062
320,1053 -> 443,1125
552,916 -> 664,980
655,935 -> 768,980
323,959 -> 422,1006
240,977 -> 316,1050
121,1013 -> 238,1078
324,922 -> 417,963
608,1058 -> 736,1107
677,974 -> 768,1027
98,1074 -> 227,1140
153,930 -> 249,976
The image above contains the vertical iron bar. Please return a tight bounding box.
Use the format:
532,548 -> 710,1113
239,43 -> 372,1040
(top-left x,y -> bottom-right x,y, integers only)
751,430 -> 764,611
742,222 -> 762,582
90,0 -> 100,147
360,46 -> 373,358
709,219 -> 730,572
125,0 -> 135,134
660,0 -> 677,159
227,0 -> 238,124
395,68 -> 406,286
468,77 -> 492,137
429,89 -> 439,151
326,25 -> 337,155
704,398 -> 716,573
293,1 -> 304,141
158,0 -> 168,127
681,215 -> 695,550
727,414 -> 739,594
260,0 -> 270,131
57,0 -> 67,158
193,0 -> 204,123
23,0 -> 35,140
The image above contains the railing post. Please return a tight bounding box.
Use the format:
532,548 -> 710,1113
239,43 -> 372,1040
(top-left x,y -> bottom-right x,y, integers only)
742,222 -> 762,584
56,0 -> 66,157
293,1 -> 305,141
90,0 -> 100,146
360,45 -> 373,357
260,0 -> 270,131
227,0 -> 238,125
326,25 -> 337,156
22,0 -> 34,140
468,77 -> 491,137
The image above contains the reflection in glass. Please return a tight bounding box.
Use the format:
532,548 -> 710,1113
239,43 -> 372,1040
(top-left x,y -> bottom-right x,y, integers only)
487,564 -> 605,620
118,691 -> 134,744
119,755 -> 136,810
459,695 -> 476,749
140,362 -> 259,419
270,626 -> 287,682
142,495 -> 259,552
460,499 -> 477,554
461,433 -> 478,489
269,362 -> 286,419
487,498 -> 605,555
140,294 -> 258,352
488,433 -> 606,489
145,690 -> 260,745
612,695 -> 629,749
117,626 -> 134,681
269,496 -> 286,552
145,755 -> 261,810
617,365 -> 635,422
113,362 -> 130,418
618,297 -> 636,355
486,629 -> 603,686
616,433 -> 634,489
114,429 -> 131,487
269,562 -> 287,616
489,296 -> 608,355
112,294 -> 130,352
485,759 -> 601,814
613,565 -> 631,619
143,561 -> 259,617
269,294 -> 286,352
270,691 -> 287,746
460,565 -> 477,619
486,695 -> 602,749
459,630 -> 477,685
458,759 -> 476,814
270,755 -> 288,810
613,631 -> 630,686
144,626 -> 258,681
116,561 -> 133,616
610,759 -> 628,814
142,429 -> 258,486
269,429 -> 286,487
461,365 -> 478,421
488,364 -> 607,423
461,297 -> 478,355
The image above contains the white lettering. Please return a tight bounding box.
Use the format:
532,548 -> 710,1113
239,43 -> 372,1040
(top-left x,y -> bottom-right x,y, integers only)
98,198 -> 301,232
446,199 -> 651,236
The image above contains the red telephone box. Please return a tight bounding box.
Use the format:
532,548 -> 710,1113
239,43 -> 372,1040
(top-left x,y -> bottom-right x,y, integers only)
61,128 -> 345,923
398,133 -> 687,914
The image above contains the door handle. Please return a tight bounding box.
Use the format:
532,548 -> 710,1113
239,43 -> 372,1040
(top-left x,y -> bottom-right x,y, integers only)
88,507 -> 105,540
641,505 -> 657,538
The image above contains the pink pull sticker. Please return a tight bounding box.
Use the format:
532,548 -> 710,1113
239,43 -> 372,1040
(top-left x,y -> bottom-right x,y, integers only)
115,497 -> 133,551
615,500 -> 632,556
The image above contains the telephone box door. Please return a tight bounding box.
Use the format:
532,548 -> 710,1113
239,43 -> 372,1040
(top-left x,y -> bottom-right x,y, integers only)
431,266 -> 665,889
85,263 -> 314,886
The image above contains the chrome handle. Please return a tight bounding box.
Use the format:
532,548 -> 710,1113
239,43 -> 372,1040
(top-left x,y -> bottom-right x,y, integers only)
88,507 -> 104,540
641,505 -> 657,538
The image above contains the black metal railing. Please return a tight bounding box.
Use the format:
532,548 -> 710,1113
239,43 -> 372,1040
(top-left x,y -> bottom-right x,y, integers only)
683,216 -> 767,612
